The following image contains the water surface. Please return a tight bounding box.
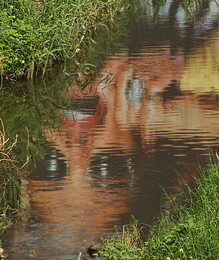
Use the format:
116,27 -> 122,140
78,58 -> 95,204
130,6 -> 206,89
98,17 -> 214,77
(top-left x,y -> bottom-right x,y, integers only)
2,2 -> 219,259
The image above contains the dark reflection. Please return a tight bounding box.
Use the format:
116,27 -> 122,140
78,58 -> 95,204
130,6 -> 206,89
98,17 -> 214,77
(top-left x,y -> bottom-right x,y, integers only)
66,97 -> 99,113
162,80 -> 183,100
29,148 -> 67,181
88,131 -> 218,224
128,0 -> 219,54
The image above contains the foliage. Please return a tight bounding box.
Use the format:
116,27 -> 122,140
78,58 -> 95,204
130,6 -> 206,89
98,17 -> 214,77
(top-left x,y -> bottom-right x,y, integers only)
100,159 -> 219,259
100,217 -> 145,260
0,0 -> 135,80
0,119 -> 23,232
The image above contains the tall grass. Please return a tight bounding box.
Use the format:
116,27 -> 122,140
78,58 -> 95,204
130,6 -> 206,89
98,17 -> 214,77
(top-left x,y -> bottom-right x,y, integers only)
0,0 -> 135,80
100,159 -> 219,260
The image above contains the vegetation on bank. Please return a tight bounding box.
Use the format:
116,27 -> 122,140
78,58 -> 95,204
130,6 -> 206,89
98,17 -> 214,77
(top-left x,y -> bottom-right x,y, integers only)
99,159 -> 219,260
0,0 -> 134,80
0,118 -> 28,232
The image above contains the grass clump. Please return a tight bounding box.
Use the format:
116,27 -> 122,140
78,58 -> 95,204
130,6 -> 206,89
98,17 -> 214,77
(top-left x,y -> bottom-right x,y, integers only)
100,159 -> 219,260
0,0 -> 134,80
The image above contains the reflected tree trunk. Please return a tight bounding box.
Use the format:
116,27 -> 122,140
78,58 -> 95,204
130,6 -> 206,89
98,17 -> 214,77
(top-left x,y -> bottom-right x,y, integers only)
168,0 -> 183,53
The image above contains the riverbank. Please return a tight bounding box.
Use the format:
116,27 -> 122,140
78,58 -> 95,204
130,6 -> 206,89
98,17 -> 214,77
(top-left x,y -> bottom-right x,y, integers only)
99,158 -> 219,260
0,0 -> 134,80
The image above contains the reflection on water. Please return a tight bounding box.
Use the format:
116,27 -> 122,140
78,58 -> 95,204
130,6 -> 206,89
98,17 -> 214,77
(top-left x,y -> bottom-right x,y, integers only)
2,2 -> 219,260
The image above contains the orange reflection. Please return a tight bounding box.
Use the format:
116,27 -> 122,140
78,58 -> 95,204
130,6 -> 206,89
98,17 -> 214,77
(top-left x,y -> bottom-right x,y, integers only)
29,31 -> 219,235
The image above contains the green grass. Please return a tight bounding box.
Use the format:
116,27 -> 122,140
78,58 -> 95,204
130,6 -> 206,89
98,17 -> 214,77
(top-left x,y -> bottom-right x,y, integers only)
0,0 -> 134,80
99,159 -> 219,260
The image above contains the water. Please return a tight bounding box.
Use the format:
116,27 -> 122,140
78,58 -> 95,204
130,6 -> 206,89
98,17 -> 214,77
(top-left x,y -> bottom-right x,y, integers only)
2,1 -> 219,259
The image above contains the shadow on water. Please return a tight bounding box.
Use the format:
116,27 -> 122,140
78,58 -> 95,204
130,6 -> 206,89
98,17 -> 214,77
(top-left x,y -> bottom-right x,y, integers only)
1,0 -> 219,259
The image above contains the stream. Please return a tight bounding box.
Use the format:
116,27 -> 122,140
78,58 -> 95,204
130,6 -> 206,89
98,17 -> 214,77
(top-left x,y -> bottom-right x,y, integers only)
1,1 -> 219,259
